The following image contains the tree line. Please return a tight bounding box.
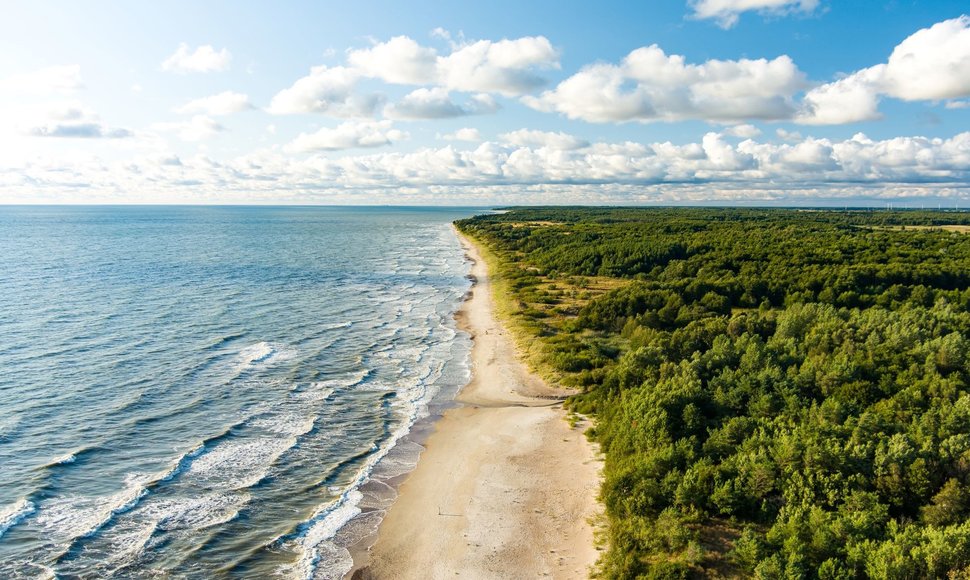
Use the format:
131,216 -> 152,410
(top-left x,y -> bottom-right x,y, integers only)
456,208 -> 970,579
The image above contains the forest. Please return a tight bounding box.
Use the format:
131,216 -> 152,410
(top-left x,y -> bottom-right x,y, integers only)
454,208 -> 970,579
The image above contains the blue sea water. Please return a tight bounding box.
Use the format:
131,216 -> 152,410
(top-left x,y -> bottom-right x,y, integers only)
0,206 -> 477,578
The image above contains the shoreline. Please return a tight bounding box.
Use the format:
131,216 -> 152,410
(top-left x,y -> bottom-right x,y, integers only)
347,228 -> 602,579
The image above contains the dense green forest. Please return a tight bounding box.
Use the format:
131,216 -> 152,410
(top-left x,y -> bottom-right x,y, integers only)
454,208 -> 970,579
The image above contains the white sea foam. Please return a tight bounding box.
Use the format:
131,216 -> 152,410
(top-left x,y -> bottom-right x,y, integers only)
290,368 -> 369,399
51,452 -> 77,466
279,389 -> 439,579
187,437 -> 295,490
149,492 -> 247,532
81,491 -> 249,572
236,342 -> 296,370
293,386 -> 336,403
281,490 -> 363,580
251,413 -> 316,437
34,473 -> 150,544
0,498 -> 35,539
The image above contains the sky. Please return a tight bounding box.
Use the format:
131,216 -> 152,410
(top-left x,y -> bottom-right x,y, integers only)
0,0 -> 968,206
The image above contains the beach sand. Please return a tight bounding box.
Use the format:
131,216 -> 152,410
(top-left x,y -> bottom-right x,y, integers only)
348,230 -> 602,579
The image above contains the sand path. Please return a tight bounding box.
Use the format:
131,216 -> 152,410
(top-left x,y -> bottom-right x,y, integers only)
349,230 -> 601,580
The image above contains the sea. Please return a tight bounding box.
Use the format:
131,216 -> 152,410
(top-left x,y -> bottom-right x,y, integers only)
0,206 -> 478,578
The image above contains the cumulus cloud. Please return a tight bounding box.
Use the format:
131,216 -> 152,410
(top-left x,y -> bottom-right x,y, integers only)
384,88 -> 499,119
347,36 -> 438,85
267,65 -> 381,117
28,123 -> 131,139
248,130 -> 970,192
162,43 -> 232,73
301,130 -> 970,188
3,130 -> 968,204
0,65 -> 83,94
776,128 -> 803,142
526,17 -> 968,127
284,120 -> 408,152
723,124 -> 762,138
176,91 -> 254,115
525,45 -> 805,123
347,34 -> 559,96
690,0 -> 820,29
500,129 -> 589,150
797,65 -> 885,125
799,16 -> 970,124
881,15 -> 970,101
440,127 -> 483,142
153,115 -> 225,141
17,103 -> 132,139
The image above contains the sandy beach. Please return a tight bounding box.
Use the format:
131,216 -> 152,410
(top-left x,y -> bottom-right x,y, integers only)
349,230 -> 602,579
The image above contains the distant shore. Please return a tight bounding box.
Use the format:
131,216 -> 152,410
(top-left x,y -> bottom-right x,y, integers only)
348,228 -> 602,579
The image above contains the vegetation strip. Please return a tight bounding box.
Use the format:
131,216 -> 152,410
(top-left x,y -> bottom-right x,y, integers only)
456,208 -> 970,579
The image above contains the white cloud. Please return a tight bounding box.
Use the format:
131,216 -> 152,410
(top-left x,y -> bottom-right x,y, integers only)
269,34 -> 554,121
525,45 -> 805,123
500,129 -> 589,150
524,17 -> 969,127
947,100 -> 970,110
347,35 -> 559,96
690,0 -> 820,29
267,65 -> 381,117
776,128 -> 803,142
384,88 -> 499,119
12,102 -> 132,139
176,91 -> 254,115
28,123 -> 131,139
723,124 -> 762,138
153,115 -> 225,141
881,15 -> 970,101
347,36 -> 438,85
0,65 -> 83,95
797,65 -> 885,125
162,43 -> 232,73
440,127 -> 482,142
438,37 -> 559,95
3,130 -> 969,204
798,16 -> 970,124
284,120 -> 408,152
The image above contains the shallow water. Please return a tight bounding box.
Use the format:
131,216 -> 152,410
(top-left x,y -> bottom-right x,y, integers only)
0,206 -> 476,578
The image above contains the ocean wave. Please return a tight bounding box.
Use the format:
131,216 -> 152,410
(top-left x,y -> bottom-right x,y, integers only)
277,392 -> 436,579
0,216 -> 475,577
37,473 -> 151,548
149,492 -> 247,533
186,437 -> 296,491
63,491 -> 249,575
206,331 -> 247,351
290,368 -> 370,399
39,445 -> 103,470
292,386 -> 336,404
250,413 -> 316,438
236,342 -> 296,370
0,498 -> 36,540
280,490 -> 363,580
0,415 -> 22,442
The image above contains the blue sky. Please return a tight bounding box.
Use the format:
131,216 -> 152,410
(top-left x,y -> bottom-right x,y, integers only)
0,0 -> 968,205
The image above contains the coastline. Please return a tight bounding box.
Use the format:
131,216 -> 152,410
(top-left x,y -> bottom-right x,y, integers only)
347,228 -> 602,579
